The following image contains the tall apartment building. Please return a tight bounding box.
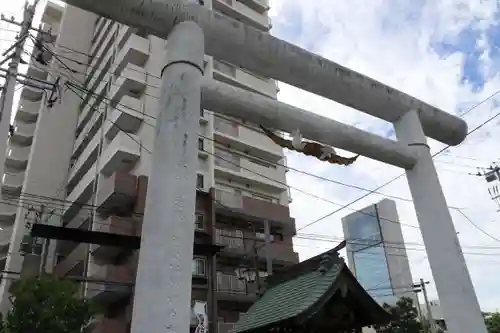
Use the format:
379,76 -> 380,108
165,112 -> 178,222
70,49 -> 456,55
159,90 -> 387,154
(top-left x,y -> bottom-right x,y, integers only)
341,199 -> 414,306
0,1 -> 299,332
0,1 -> 64,273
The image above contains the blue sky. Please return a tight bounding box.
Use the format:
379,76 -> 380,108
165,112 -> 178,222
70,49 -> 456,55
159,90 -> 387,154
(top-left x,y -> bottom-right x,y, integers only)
269,0 -> 500,312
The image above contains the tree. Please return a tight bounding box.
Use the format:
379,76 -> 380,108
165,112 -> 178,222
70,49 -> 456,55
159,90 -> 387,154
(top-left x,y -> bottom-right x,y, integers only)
1,274 -> 98,333
485,312 -> 500,333
373,297 -> 423,333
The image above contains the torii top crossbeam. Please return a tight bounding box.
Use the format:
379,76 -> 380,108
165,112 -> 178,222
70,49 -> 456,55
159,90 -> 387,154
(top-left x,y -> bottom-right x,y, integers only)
59,0 -> 467,146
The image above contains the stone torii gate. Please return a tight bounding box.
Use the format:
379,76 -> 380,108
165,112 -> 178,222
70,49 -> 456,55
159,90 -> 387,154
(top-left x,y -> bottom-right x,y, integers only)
57,1 -> 486,333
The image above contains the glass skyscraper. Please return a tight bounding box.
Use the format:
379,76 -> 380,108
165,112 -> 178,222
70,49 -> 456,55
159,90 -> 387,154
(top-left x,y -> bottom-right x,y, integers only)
342,199 -> 414,306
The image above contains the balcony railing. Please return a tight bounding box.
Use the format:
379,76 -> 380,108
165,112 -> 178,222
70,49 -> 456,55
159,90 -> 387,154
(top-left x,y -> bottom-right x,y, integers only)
113,33 -> 150,76
214,117 -> 239,137
215,229 -> 245,250
213,0 -> 271,31
213,60 -> 236,77
214,148 -> 240,172
216,272 -> 248,294
214,189 -> 295,232
99,131 -> 141,176
212,59 -> 277,98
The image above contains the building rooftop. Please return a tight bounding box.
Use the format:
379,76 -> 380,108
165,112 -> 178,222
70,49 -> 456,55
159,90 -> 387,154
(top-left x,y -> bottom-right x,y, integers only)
231,246 -> 391,333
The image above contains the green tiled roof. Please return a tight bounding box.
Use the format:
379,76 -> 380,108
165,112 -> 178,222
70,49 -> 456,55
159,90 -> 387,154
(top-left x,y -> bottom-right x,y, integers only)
230,261 -> 343,333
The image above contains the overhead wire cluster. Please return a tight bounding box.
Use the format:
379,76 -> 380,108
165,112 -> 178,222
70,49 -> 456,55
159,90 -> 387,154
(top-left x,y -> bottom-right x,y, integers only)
7,26 -> 500,273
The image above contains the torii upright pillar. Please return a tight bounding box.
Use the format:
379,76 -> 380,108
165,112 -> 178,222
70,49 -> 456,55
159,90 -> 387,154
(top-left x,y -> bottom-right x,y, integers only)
130,21 -> 205,333
394,110 -> 487,333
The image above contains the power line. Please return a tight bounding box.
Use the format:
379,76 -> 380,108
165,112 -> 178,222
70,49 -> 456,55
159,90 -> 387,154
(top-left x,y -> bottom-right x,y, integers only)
4,190 -> 500,264
33,39 -> 500,255
60,72 -> 500,244
297,87 -> 500,232
456,208 -> 500,244
53,69 -> 473,217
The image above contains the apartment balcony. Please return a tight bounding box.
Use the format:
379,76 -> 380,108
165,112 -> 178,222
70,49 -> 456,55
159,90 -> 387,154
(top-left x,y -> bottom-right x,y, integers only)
113,33 -> 150,76
63,166 -> 96,220
53,243 -> 86,277
68,128 -> 100,188
215,190 -> 295,230
77,79 -> 107,133
11,122 -> 36,146
105,96 -> 144,139
86,264 -> 134,305
92,216 -> 136,260
213,150 -> 287,192
213,0 -> 271,31
16,100 -> 40,123
92,17 -> 108,45
5,145 -> 30,170
216,272 -> 258,304
214,118 -> 283,161
90,19 -> 113,60
26,62 -> 48,81
109,63 -> 147,105
73,112 -> 103,160
116,26 -> 134,49
215,231 -> 298,265
96,171 -> 137,218
0,202 -> 16,227
20,85 -> 44,102
212,60 -> 277,98
239,0 -> 269,13
99,131 -> 141,176
2,172 -> 24,197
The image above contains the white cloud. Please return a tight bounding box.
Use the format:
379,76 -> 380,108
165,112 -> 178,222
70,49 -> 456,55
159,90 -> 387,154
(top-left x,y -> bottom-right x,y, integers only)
270,0 -> 500,312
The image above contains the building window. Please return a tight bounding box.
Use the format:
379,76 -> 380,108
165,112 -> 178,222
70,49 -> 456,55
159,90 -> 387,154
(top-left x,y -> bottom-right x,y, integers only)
198,138 -> 204,151
192,257 -> 206,277
195,213 -> 205,231
197,174 -> 204,190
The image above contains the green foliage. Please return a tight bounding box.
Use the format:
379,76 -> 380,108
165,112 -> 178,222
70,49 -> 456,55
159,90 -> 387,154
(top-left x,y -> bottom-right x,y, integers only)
373,297 -> 423,333
485,312 -> 500,333
1,274 -> 98,333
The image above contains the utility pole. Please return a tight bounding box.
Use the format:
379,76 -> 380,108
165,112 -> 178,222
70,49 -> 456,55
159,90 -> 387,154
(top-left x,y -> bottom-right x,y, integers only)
412,284 -> 426,332
0,1 -> 38,199
413,279 -> 436,333
263,220 -> 273,276
478,165 -> 500,211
